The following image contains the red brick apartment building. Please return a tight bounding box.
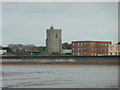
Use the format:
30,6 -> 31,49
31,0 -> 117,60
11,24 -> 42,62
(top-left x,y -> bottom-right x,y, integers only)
72,41 -> 111,56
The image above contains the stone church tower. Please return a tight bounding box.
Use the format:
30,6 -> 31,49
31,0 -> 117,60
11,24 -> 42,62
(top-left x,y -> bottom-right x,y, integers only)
46,26 -> 62,54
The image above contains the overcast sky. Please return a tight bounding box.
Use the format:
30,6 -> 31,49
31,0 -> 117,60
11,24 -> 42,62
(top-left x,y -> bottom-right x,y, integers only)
2,2 -> 118,46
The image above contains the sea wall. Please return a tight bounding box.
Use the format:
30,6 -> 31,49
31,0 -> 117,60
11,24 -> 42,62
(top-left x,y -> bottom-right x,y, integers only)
1,56 -> 119,65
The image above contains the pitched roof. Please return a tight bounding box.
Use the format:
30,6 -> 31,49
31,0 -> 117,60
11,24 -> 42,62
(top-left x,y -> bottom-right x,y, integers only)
30,47 -> 40,53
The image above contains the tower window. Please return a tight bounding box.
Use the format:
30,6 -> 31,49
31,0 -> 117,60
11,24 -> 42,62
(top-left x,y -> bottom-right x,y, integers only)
56,33 -> 58,38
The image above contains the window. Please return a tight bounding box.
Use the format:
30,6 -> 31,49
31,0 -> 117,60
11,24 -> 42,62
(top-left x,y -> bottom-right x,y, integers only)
98,43 -> 100,46
73,48 -> 74,51
94,43 -> 96,45
80,53 -> 82,56
105,44 -> 107,46
84,43 -> 86,45
79,43 -> 81,46
102,43 -> 105,46
78,53 -> 80,56
78,43 -> 80,46
78,48 -> 80,50
56,33 -> 58,38
102,48 -> 104,50
84,52 -> 86,56
109,46 -> 112,51
92,48 -> 93,51
91,43 -> 94,46
81,43 -> 83,46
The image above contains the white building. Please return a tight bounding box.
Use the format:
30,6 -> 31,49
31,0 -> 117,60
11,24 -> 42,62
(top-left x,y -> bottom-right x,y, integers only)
62,49 -> 71,54
108,44 -> 120,55
0,50 -> 7,55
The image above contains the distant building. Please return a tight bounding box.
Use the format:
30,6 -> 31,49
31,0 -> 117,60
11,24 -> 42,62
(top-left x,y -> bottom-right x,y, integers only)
72,41 -> 111,56
62,49 -> 71,54
108,44 -> 120,55
2,52 -> 13,56
46,26 -> 62,54
0,50 -> 7,55
29,47 -> 40,55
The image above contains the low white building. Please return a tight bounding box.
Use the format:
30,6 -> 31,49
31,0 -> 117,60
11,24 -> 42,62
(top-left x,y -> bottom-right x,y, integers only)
62,49 -> 71,54
108,45 -> 120,55
0,50 -> 7,55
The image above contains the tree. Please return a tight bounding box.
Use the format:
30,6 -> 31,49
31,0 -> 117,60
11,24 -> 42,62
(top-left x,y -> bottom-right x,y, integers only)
50,52 -> 61,55
62,43 -> 71,49
38,46 -> 46,53
63,53 -> 71,55
2,47 -> 13,53
117,42 -> 120,45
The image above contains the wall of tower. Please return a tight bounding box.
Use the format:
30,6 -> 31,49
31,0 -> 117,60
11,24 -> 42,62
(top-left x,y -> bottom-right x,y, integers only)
46,27 -> 62,54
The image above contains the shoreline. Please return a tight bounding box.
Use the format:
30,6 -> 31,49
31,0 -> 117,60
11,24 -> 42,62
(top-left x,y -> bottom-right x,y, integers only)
1,56 -> 118,65
2,64 -> 118,67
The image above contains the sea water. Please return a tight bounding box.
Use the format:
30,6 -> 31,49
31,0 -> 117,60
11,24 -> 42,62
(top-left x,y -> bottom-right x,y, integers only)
2,64 -> 118,88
